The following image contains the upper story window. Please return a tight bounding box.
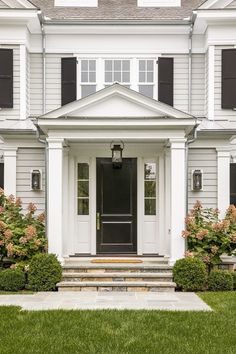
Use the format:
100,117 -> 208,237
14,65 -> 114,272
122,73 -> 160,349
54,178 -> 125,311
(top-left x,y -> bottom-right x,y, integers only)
81,59 -> 96,98
105,60 -> 130,88
137,0 -> 181,7
139,59 -> 154,99
55,0 -> 97,7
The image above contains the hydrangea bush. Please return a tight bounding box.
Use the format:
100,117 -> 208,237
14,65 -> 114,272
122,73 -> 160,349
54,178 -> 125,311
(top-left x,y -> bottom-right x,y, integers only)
182,201 -> 236,270
0,189 -> 47,266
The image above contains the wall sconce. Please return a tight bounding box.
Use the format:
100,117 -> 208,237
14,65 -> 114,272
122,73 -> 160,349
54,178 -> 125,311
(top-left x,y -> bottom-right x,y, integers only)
31,170 -> 42,191
110,141 -> 124,169
192,169 -> 203,191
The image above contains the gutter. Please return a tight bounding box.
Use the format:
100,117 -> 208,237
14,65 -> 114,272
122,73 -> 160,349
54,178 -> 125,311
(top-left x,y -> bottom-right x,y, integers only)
35,122 -> 48,240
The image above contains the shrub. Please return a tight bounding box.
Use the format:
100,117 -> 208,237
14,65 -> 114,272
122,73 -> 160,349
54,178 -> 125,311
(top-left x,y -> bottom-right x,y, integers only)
0,269 -> 25,291
173,257 -> 207,291
0,190 -> 47,265
28,254 -> 62,291
208,270 -> 233,291
182,201 -> 236,270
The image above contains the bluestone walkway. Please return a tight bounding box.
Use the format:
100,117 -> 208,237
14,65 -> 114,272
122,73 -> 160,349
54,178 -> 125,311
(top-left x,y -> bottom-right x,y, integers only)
0,292 -> 211,311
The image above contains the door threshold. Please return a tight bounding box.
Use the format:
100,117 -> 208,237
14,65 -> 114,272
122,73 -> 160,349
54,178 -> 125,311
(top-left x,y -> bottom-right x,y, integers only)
70,253 -> 163,258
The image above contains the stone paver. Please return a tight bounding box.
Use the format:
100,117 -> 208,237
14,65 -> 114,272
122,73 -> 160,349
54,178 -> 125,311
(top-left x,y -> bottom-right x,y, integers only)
0,292 -> 211,311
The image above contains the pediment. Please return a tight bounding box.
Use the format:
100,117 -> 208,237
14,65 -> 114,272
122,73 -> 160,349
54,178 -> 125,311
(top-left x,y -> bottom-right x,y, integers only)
41,84 -> 193,120
199,0 -> 236,9
0,0 -> 35,8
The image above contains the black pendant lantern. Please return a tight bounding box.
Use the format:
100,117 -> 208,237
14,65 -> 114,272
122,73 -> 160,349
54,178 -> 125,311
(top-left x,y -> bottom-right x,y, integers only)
110,141 -> 124,168
192,169 -> 203,191
31,170 -> 41,190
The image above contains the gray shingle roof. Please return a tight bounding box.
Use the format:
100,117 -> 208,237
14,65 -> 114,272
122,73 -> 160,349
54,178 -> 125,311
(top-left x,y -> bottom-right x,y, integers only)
30,0 -> 205,21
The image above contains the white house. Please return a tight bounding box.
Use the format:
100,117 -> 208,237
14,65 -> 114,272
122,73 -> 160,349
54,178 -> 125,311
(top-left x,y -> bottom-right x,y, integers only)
1,0 -> 236,266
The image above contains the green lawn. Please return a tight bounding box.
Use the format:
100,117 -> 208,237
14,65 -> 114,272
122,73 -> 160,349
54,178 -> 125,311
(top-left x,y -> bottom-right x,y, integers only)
0,292 -> 235,354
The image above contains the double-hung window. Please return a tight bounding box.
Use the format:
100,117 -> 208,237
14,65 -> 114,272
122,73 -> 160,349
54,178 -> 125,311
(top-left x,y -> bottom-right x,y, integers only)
81,59 -> 96,98
138,59 -> 154,98
104,59 -> 130,88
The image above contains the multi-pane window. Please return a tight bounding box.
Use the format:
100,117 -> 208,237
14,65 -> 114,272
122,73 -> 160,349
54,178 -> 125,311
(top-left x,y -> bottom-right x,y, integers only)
81,60 -> 96,98
139,60 -> 154,98
105,60 -> 130,87
77,163 -> 89,215
144,163 -> 156,215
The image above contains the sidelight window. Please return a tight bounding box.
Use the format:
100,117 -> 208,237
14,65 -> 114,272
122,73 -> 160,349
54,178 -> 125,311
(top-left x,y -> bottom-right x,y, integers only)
139,59 -> 154,98
81,59 -> 96,98
144,162 -> 156,215
77,163 -> 89,215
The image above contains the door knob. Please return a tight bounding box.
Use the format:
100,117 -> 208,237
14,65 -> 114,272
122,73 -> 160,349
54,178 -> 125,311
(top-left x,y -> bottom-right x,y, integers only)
96,212 -> 100,230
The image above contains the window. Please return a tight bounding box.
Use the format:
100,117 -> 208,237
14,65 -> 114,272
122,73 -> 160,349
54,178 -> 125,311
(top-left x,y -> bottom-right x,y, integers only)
144,163 -> 156,215
138,0 -> 181,7
222,49 -> 236,109
81,60 -> 96,98
55,0 -> 97,7
139,60 -> 154,98
77,163 -> 89,215
105,60 -> 130,87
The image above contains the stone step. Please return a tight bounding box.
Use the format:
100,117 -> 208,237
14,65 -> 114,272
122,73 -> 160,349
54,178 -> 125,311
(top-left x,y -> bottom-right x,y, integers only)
62,272 -> 173,282
63,264 -> 172,274
57,281 -> 176,292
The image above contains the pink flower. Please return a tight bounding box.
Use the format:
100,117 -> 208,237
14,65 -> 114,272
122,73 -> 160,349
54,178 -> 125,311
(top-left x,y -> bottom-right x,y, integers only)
37,212 -> 45,223
25,225 -> 37,239
19,237 -> 28,244
182,230 -> 191,238
34,239 -> 41,247
185,251 -> 194,258
15,198 -> 22,207
7,195 -> 15,204
4,229 -> 13,239
231,233 -> 236,243
202,255 -> 211,264
0,188 -> 4,196
10,264 -> 16,269
185,215 -> 195,226
196,229 -> 209,240
0,206 -> 5,213
193,200 -> 202,210
0,221 -> 7,230
0,240 -> 4,246
27,203 -> 37,213
211,245 -> 219,255
6,243 -> 14,257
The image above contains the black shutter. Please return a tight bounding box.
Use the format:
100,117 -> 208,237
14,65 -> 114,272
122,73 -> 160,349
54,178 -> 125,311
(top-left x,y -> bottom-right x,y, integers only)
61,57 -> 77,106
0,163 -> 4,189
222,49 -> 236,109
230,163 -> 236,206
0,49 -> 13,108
158,57 -> 173,106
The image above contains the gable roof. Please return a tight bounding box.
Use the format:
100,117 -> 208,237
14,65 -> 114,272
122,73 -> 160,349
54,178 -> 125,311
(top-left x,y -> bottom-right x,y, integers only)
40,83 -> 194,119
29,0 -> 205,21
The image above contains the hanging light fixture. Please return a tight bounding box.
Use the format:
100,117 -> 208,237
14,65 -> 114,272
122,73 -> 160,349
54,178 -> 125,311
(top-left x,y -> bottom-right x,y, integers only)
110,141 -> 124,168
192,169 -> 203,191
31,170 -> 42,191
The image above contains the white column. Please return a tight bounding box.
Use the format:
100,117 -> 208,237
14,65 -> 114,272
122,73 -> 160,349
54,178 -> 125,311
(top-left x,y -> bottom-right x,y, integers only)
47,138 -> 64,262
3,147 -> 17,196
217,148 -> 230,218
169,139 -> 186,265
20,44 -> 27,120
62,147 -> 70,256
207,45 -> 215,121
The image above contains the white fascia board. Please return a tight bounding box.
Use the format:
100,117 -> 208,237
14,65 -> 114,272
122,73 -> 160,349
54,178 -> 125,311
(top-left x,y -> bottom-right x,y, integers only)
43,24 -> 190,35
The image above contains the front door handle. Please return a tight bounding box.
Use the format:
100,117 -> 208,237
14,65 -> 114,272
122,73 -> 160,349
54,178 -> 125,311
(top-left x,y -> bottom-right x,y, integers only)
96,212 -> 100,230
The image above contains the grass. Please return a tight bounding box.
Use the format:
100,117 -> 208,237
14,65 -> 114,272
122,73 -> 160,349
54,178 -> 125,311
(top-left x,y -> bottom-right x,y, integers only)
0,292 -> 235,354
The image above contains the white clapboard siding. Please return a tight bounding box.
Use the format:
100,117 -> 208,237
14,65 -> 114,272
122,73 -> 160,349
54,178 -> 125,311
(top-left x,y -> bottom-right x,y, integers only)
0,45 -> 20,119
191,54 -> 205,117
214,45 -> 236,121
188,148 -> 217,210
163,54 -> 189,113
16,148 -> 45,214
30,53 -> 43,116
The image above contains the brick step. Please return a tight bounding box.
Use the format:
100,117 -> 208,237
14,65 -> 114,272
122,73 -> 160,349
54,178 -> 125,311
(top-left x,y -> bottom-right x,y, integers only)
62,272 -> 173,282
57,281 -> 176,292
63,265 -> 172,274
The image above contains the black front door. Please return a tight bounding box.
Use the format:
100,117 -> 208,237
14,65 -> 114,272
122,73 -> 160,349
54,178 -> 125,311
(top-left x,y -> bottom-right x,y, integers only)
96,158 -> 137,254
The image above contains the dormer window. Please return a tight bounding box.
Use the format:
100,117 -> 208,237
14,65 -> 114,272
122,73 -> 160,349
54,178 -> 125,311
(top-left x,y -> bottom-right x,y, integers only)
55,0 -> 97,7
137,0 -> 180,7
